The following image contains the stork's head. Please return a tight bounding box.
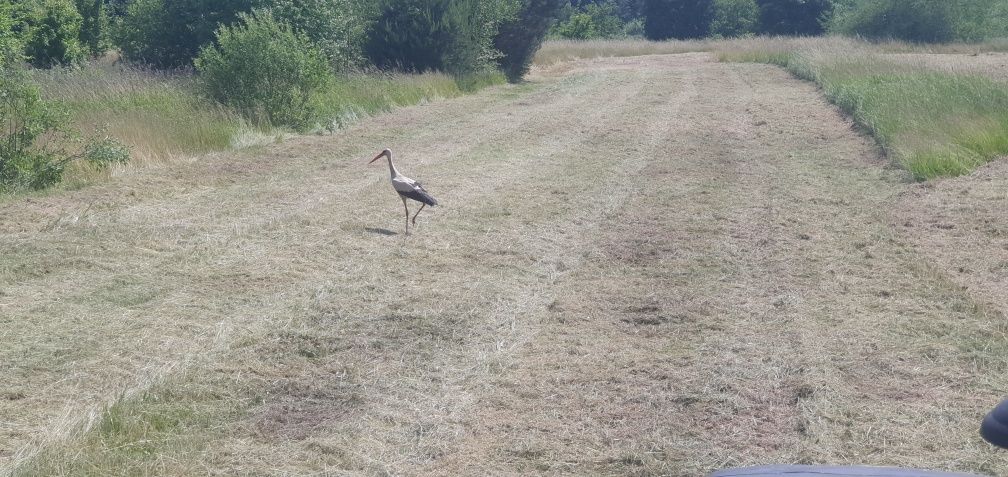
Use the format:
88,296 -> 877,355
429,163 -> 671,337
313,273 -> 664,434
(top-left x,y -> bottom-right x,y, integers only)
369,148 -> 392,164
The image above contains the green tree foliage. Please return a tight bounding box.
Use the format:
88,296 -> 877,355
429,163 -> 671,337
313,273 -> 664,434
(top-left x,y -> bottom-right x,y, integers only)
829,0 -> 1008,43
643,0 -> 712,40
0,73 -> 68,190
615,0 -> 646,20
710,0 -> 759,37
554,12 -> 597,39
0,1 -> 23,66
364,0 -> 516,76
264,0 -> 366,70
553,1 -> 625,39
117,0 -> 258,68
0,44 -> 128,191
24,0 -> 86,67
105,0 -> 129,17
195,12 -> 335,130
74,0 -> 107,56
494,0 -> 563,82
568,0 -> 645,21
755,0 -> 832,36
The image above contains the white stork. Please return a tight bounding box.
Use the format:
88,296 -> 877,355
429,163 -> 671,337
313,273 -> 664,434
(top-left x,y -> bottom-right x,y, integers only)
369,148 -> 438,235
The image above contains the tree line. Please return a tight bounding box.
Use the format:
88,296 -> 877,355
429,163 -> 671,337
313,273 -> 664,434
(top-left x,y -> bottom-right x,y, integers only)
0,0 -> 566,80
553,0 -> 1008,42
6,0 -> 1008,73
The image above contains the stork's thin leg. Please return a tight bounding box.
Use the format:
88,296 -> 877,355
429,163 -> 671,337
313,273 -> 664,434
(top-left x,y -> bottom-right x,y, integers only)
411,203 -> 426,225
402,198 -> 410,235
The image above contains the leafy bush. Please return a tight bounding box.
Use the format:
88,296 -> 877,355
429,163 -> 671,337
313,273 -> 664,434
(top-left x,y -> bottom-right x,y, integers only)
264,0 -> 366,70
364,0 -> 515,76
195,12 -> 335,130
0,1 -> 23,66
710,0 -> 759,37
495,0 -> 563,82
643,0 -> 712,40
553,1 -> 625,39
623,17 -> 645,36
755,0 -> 832,36
75,0 -> 108,56
24,0 -> 86,67
0,65 -> 128,192
828,0 -> 1008,43
553,12 -> 597,39
116,0 -> 258,68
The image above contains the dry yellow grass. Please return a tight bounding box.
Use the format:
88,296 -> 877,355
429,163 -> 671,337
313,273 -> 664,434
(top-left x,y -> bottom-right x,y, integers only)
533,36 -> 1008,68
533,36 -> 861,67
1,53 -> 1006,476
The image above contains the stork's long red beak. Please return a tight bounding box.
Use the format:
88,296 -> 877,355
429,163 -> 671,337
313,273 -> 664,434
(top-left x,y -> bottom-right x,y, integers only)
368,152 -> 383,164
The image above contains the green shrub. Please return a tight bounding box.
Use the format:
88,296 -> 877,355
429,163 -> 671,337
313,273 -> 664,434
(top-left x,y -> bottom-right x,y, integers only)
0,64 -> 128,192
829,0 -> 954,43
264,0 -> 366,70
553,1 -> 625,39
24,0 -> 86,67
116,0 -> 258,68
495,0 -> 563,82
710,0 -> 759,38
553,12 -> 598,39
364,0 -> 515,76
195,12 -> 335,130
0,1 -> 23,66
75,0 -> 108,56
81,133 -> 131,166
623,17 -> 645,36
643,0 -> 712,40
828,0 -> 1008,43
755,0 -> 832,36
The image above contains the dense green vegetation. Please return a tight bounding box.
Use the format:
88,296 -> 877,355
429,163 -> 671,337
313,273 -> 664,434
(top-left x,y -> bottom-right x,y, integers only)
710,0 -> 759,38
116,0 -> 259,68
757,0 -> 831,36
496,0 -> 565,81
267,0 -> 364,70
830,0 -> 1008,43
553,0 -> 1008,42
364,0 -> 517,76
195,12 -> 334,131
644,0 -> 712,39
0,0 -> 128,193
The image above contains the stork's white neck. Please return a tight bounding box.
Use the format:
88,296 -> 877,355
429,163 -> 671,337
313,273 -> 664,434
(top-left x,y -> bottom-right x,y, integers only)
386,155 -> 399,178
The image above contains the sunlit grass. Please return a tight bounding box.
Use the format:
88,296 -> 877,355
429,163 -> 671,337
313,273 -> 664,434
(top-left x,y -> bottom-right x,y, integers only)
720,40 -> 1008,180
534,38 -> 713,65
320,70 -> 505,128
33,63 -> 252,165
27,61 -> 505,189
12,381 -> 239,477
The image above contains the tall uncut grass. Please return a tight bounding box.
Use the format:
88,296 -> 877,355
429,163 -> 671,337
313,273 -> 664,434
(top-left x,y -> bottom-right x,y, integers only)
719,38 -> 1008,179
30,60 -> 504,175
32,63 -> 250,164
320,70 -> 503,128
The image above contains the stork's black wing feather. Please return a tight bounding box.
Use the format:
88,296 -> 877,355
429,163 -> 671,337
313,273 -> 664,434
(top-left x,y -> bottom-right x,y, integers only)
399,187 -> 438,206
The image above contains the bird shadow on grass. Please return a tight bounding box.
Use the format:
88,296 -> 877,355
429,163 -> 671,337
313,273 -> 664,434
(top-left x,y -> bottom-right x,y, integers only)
364,227 -> 398,236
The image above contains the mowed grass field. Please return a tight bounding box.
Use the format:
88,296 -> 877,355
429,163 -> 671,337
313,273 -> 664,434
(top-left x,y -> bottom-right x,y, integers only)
2,50 -> 1008,475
